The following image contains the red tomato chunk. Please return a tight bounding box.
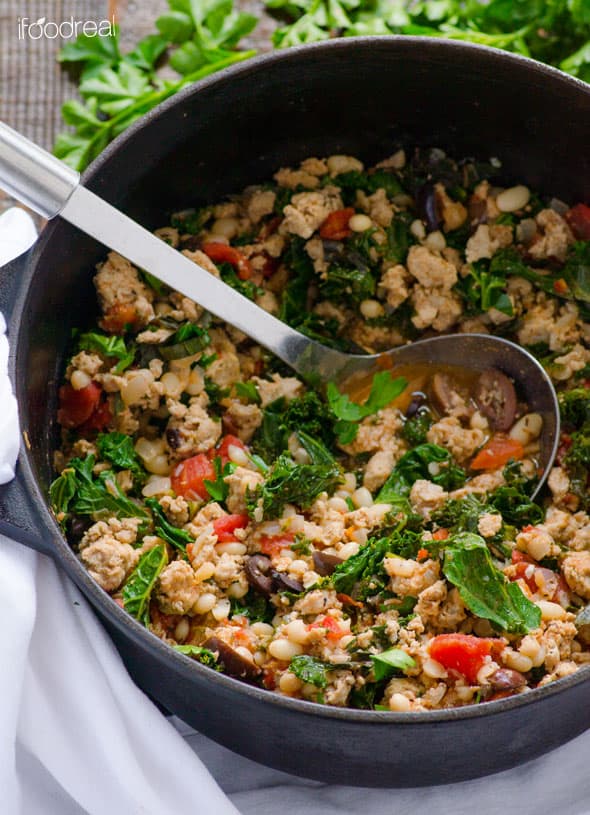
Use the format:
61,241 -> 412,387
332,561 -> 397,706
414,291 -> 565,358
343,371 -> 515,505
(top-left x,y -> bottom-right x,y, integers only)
57,382 -> 102,429
171,454 -> 216,500
213,514 -> 249,542
429,633 -> 503,684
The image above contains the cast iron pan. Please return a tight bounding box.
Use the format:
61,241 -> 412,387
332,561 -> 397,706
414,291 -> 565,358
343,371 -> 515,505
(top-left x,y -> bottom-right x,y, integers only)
1,38 -> 590,787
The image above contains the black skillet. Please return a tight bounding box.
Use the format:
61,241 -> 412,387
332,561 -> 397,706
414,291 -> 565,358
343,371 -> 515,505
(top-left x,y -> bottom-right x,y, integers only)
1,38 -> 589,787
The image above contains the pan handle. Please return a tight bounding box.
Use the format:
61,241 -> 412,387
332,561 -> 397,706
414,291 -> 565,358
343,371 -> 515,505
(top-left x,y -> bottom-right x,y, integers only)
0,470 -> 56,558
1,251 -> 54,557
0,121 -> 79,218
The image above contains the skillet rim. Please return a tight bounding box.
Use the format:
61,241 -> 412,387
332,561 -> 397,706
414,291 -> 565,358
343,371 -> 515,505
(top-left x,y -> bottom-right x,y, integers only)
12,35 -> 590,726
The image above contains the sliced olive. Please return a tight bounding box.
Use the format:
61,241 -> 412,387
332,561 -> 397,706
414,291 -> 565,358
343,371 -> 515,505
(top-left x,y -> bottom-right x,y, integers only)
166,428 -> 182,450
245,554 -> 273,597
488,668 -> 527,692
203,636 -> 261,681
417,183 -> 442,232
271,569 -> 304,594
431,372 -> 471,420
312,551 -> 344,577
69,515 -> 92,544
405,392 -> 426,419
467,193 -> 488,226
474,368 -> 517,432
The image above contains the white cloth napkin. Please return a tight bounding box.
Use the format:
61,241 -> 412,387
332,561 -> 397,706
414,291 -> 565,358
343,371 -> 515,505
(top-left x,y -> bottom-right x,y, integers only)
2,207 -> 590,815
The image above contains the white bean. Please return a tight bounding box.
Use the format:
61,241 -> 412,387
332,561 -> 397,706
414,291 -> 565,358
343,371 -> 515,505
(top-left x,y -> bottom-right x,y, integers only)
503,649 -> 533,673
410,219 -> 426,240
389,693 -> 411,712
121,370 -> 154,406
279,671 -> 303,694
194,593 -> 217,615
215,541 -> 247,556
141,475 -> 171,498
496,185 -> 530,212
360,299 -> 385,319
228,444 -> 249,466
352,487 -> 373,508
424,230 -> 446,251
211,217 -> 239,239
268,638 -> 303,661
211,598 -> 231,621
349,214 -> 373,232
144,454 -> 170,476
160,371 -> 182,398
536,600 -> 567,621
284,619 -> 309,645
509,413 -> 543,445
71,370 -> 91,390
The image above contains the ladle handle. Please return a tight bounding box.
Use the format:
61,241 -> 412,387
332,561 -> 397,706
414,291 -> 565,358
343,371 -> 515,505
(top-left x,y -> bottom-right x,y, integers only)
0,122 -> 79,218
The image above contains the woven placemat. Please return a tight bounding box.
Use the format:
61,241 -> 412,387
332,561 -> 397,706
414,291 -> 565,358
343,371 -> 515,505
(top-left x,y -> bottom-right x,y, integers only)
0,0 -> 272,216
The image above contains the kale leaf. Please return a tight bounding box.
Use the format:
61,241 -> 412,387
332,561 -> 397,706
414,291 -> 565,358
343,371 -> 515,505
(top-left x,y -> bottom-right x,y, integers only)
247,453 -> 341,520
327,372 -> 407,444
145,497 -> 192,554
376,443 -> 466,503
123,543 -> 168,626
96,432 -> 146,481
371,647 -> 416,682
173,644 -> 221,669
443,533 -> 541,634
77,331 -> 135,373
289,654 -> 332,688
330,526 -> 422,599
50,455 -> 149,522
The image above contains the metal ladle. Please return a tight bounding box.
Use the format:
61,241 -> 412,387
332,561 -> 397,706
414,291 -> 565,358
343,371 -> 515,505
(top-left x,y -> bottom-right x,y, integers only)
0,122 -> 560,494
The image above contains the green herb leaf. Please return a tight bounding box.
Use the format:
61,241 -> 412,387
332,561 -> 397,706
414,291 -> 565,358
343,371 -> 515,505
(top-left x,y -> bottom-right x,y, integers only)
77,331 -> 135,373
371,647 -> 416,681
51,456 -> 149,521
443,533 -> 541,634
235,381 -> 261,404
173,644 -> 221,668
123,544 -> 168,626
96,432 -> 146,480
204,457 -> 237,502
327,372 -> 407,443
145,497 -> 193,554
289,654 -> 331,688
377,443 -> 466,502
247,453 -> 341,520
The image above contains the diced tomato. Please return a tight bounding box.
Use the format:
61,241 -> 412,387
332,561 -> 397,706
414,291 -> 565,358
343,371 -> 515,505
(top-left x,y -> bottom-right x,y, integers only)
510,561 -> 539,594
509,560 -> 570,606
470,436 -> 524,471
553,278 -> 569,295
171,454 -> 216,500
308,614 -> 344,641
565,203 -> 590,240
262,668 -> 276,689
57,382 -> 102,429
201,242 -> 253,280
416,548 -> 430,561
99,302 -> 139,334
214,434 -> 247,466
336,593 -> 364,608
319,207 -> 355,240
213,513 -> 249,542
259,533 -> 294,557
78,398 -> 112,432
429,634 -> 504,684
511,549 -> 535,565
432,529 -> 449,541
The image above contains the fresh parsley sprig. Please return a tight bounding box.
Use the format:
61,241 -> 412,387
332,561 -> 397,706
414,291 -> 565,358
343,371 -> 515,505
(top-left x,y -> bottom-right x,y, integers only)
55,0 -> 256,170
